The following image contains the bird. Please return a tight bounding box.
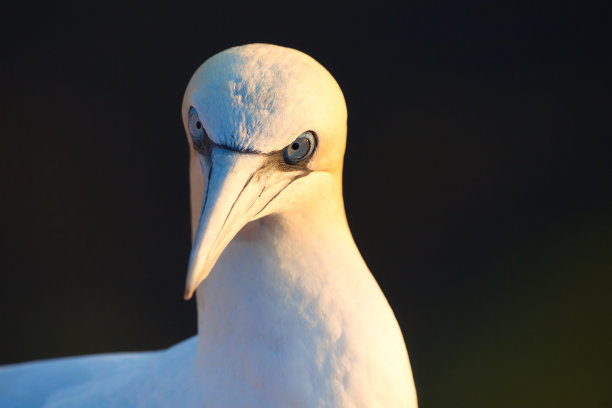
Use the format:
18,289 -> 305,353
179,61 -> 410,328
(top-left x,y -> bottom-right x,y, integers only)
0,43 -> 418,407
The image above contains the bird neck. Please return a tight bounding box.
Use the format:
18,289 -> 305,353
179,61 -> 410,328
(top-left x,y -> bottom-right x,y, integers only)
193,186 -> 365,358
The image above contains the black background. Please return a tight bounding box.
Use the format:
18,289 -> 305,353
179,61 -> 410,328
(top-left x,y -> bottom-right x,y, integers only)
1,1 -> 611,407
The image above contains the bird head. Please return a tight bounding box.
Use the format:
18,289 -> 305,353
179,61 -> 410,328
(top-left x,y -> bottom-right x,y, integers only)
181,44 -> 347,299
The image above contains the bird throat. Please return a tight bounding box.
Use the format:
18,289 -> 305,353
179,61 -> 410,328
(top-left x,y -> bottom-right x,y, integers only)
193,206 -> 358,361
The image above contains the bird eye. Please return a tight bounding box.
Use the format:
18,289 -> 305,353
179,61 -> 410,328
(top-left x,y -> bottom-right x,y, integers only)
188,108 -> 206,146
284,131 -> 316,164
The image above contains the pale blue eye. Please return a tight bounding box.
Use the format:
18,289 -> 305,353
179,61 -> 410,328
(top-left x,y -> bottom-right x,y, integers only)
284,132 -> 316,164
188,108 -> 205,144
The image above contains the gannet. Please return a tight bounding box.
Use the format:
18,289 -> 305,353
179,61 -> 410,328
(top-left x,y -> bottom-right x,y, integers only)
0,43 -> 418,407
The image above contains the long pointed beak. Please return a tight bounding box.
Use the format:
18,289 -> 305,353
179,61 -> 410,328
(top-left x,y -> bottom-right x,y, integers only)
184,148 -> 266,299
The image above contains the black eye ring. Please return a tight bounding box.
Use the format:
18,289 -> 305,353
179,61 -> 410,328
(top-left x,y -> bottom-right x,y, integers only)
284,131 -> 316,164
188,107 -> 208,154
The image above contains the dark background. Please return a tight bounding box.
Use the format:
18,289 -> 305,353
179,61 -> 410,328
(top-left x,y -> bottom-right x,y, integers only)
1,1 -> 611,407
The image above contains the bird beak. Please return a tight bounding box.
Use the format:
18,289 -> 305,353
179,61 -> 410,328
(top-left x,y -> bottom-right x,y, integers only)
183,147 -> 271,300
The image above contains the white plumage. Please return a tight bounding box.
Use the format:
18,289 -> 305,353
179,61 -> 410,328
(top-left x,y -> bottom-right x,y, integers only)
0,44 -> 418,407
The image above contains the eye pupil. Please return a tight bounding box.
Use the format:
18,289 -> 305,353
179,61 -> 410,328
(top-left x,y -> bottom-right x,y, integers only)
291,142 -> 299,150
196,121 -> 202,129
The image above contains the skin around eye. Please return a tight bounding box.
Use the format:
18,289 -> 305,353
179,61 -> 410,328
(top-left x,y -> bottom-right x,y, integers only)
284,132 -> 315,164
